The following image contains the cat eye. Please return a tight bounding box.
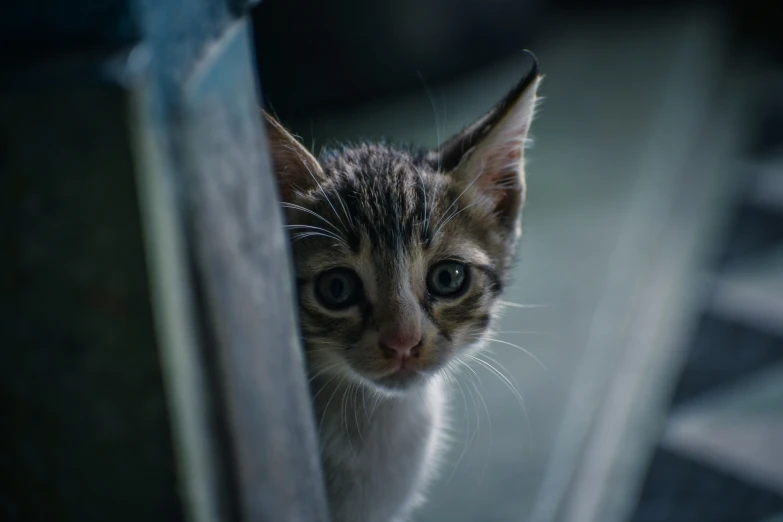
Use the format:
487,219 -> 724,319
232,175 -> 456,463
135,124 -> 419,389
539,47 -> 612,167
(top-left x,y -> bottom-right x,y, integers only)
315,268 -> 363,309
427,261 -> 469,298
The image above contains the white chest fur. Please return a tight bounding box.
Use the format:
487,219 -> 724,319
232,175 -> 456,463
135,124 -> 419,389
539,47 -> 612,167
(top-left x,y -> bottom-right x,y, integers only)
313,377 -> 449,522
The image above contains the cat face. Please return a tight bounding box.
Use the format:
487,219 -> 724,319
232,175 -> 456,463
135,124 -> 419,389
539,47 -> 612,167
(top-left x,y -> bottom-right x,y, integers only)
267,61 -> 541,395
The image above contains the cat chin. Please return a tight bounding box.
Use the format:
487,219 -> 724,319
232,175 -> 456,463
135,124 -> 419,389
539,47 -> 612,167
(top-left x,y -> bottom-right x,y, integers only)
349,368 -> 434,397
373,372 -> 430,395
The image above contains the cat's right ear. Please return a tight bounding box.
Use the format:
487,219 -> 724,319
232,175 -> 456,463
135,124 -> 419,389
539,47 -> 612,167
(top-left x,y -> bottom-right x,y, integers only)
427,53 -> 541,231
263,111 -> 324,202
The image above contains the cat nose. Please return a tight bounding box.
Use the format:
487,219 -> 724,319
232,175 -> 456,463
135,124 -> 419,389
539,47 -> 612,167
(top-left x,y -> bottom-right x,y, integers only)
378,331 -> 422,359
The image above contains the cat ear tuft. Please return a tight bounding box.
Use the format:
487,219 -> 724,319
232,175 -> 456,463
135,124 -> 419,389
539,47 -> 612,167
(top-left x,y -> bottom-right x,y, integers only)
263,111 -> 324,202
434,56 -> 542,226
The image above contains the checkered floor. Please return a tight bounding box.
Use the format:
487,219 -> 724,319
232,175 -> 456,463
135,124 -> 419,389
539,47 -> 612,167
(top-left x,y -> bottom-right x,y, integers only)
628,76 -> 783,522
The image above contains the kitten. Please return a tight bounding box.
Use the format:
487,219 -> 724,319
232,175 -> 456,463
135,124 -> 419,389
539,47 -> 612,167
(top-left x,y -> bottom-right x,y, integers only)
266,56 -> 542,522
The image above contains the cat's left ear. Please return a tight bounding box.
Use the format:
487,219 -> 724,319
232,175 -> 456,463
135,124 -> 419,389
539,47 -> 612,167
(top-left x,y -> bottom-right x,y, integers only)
263,111 -> 325,203
432,54 -> 542,227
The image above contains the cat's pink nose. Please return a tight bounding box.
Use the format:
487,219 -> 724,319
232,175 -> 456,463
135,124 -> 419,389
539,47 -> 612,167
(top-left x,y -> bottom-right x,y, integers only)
379,331 -> 422,359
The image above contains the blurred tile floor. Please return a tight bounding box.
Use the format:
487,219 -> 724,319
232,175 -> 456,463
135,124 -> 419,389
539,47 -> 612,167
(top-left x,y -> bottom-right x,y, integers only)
628,84 -> 783,522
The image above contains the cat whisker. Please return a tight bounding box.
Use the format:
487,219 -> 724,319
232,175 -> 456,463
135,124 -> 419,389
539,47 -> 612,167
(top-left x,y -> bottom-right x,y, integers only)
283,142 -> 350,236
301,338 -> 353,348
311,369 -> 342,403
462,365 -> 483,453
361,385 -> 370,423
465,369 -> 493,486
417,71 -> 445,236
464,353 -> 522,405
280,202 -> 345,238
303,348 -> 343,355
418,71 -> 443,173
369,386 -> 383,419
456,361 -> 482,449
441,366 -> 468,485
308,362 -> 342,383
286,223 -> 348,243
498,300 -> 552,308
443,361 -> 479,486
415,166 -> 430,237
333,188 -> 356,234
472,353 -> 532,441
462,326 -> 493,338
492,329 -> 557,338
480,351 -> 521,389
468,335 -> 549,374
319,375 -> 346,439
285,222 -> 341,236
464,353 -> 530,433
437,90 -> 447,173
446,363 -> 471,443
432,159 -> 487,236
435,201 -> 480,233
365,387 -> 379,422
353,384 -> 365,444
342,382 -> 355,453
292,232 -> 346,246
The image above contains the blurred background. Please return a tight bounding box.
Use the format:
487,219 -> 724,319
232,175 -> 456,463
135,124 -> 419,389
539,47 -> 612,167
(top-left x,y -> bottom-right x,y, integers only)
253,0 -> 783,521
3,0 -> 782,521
